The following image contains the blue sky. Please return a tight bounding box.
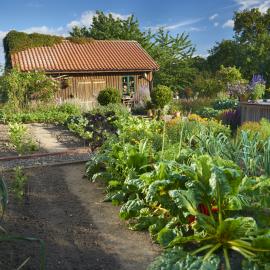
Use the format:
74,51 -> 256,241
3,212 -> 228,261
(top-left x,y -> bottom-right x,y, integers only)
0,0 -> 270,66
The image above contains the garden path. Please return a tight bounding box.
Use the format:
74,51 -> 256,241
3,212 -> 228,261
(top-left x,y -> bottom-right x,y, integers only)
1,125 -> 160,269
29,123 -> 69,152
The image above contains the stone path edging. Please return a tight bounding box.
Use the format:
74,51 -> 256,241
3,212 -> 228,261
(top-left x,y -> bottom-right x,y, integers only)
0,147 -> 91,171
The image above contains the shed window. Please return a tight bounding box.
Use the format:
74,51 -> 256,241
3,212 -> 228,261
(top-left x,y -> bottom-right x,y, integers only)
122,76 -> 135,96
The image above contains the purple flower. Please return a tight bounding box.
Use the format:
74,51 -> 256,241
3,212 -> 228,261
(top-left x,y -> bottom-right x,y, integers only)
250,74 -> 266,88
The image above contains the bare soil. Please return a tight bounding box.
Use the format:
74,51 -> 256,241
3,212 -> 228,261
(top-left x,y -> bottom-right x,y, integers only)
0,164 -> 160,270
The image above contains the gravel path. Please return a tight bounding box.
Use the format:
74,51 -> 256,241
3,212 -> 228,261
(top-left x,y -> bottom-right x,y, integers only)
0,124 -> 90,170
0,149 -> 91,170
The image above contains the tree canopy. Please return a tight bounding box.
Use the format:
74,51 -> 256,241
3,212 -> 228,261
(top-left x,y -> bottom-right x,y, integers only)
207,8 -> 270,85
70,11 -> 152,49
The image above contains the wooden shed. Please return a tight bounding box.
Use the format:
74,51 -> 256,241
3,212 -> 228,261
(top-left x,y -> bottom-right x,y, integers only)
10,39 -> 159,106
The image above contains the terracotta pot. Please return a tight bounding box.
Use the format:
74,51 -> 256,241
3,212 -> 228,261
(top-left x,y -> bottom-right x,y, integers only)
239,94 -> 249,102
147,109 -> 153,118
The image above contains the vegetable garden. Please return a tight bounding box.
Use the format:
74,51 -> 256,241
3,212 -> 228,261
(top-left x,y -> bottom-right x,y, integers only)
79,105 -> 270,270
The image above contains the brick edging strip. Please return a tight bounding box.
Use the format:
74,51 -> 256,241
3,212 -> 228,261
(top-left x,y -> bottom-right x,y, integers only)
0,147 -> 91,162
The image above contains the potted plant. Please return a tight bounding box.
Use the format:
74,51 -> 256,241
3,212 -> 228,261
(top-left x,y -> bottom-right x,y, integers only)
249,75 -> 266,102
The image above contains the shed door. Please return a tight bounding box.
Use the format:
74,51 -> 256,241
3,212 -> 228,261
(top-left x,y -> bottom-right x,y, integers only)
77,81 -> 92,100
92,79 -> 106,98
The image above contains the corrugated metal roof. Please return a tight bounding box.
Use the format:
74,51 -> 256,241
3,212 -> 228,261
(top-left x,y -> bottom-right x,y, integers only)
11,40 -> 159,73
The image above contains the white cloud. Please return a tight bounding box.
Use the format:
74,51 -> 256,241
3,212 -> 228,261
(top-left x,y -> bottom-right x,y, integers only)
145,18 -> 202,32
223,19 -> 235,28
214,22 -> 219,27
234,0 -> 270,12
67,10 -> 130,29
209,13 -> 219,20
23,26 -> 66,36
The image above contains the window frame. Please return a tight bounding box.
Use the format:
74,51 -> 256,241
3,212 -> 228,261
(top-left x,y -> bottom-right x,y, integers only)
122,75 -> 136,96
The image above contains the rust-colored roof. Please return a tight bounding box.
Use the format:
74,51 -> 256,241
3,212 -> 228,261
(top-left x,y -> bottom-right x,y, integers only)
11,40 -> 159,73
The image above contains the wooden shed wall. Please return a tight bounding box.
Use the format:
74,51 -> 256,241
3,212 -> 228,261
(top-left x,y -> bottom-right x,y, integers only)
54,72 -> 152,104
240,102 -> 270,123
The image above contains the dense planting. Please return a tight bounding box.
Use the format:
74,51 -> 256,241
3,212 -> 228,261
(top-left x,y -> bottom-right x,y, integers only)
86,109 -> 270,269
0,103 -> 81,124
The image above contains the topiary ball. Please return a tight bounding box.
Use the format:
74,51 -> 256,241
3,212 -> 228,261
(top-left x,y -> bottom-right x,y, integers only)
97,88 -> 121,106
150,85 -> 173,109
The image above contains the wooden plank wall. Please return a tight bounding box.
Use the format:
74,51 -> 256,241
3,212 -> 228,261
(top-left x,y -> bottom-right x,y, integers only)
240,102 -> 270,123
54,72 -> 151,103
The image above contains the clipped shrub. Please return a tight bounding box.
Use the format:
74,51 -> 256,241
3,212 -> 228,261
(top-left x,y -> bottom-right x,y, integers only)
150,85 -> 173,109
97,88 -> 121,106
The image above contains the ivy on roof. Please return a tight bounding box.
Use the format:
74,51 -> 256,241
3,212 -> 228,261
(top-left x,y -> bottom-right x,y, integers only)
3,31 -> 95,69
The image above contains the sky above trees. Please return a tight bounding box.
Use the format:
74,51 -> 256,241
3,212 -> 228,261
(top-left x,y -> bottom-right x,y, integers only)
1,0 -> 270,66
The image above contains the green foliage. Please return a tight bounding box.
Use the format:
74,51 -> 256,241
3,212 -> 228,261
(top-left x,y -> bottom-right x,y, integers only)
196,107 -> 219,118
84,103 -> 270,269
207,8 -> 270,84
212,99 -> 239,110
11,166 -> 28,201
191,72 -> 222,97
1,103 -> 81,124
147,247 -> 220,270
173,98 -> 213,114
3,30 -> 63,69
149,29 -> 196,91
207,40 -> 240,73
250,83 -> 266,100
8,122 -> 38,155
238,118 -> 270,141
0,69 -> 57,111
217,65 -> 243,85
151,85 -> 173,109
69,11 -> 152,49
0,177 -> 8,217
97,87 -> 121,106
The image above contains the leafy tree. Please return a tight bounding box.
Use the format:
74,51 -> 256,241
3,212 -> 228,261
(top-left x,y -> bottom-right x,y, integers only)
70,11 -> 152,49
207,8 -> 270,85
207,40 -> 241,72
217,65 -> 242,84
149,29 -> 196,92
0,69 -> 57,111
191,72 -> 221,98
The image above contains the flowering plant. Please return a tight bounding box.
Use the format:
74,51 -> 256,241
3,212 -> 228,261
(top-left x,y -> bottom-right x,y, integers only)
228,75 -> 266,101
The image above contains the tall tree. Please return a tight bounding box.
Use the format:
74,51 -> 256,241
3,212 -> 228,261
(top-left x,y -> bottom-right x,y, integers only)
70,11 -> 152,49
149,29 -> 196,91
207,8 -> 270,84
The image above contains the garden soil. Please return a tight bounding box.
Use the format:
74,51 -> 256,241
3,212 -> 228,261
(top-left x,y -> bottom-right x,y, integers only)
0,164 -> 160,270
